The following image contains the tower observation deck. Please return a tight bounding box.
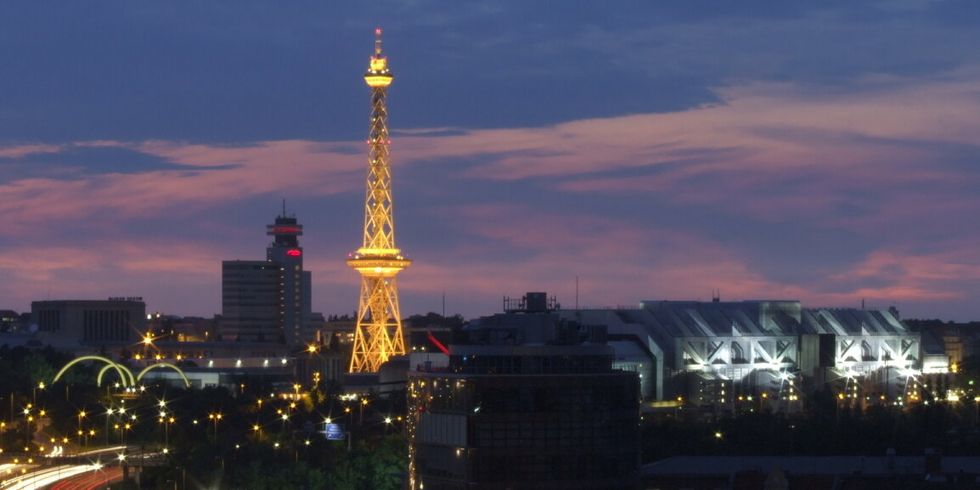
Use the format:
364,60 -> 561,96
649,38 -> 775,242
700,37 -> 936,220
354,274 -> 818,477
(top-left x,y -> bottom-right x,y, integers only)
347,28 -> 411,373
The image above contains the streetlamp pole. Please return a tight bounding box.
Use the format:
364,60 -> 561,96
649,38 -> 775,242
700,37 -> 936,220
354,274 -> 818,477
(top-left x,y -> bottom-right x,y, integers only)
22,407 -> 31,442
105,407 -> 113,446
208,413 -> 222,440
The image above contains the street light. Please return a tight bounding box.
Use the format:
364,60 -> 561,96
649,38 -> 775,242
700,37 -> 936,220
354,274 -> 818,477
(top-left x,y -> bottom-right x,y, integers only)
280,413 -> 289,435
208,413 -> 223,438
22,407 -> 33,441
105,407 -> 115,445
158,415 -> 175,446
33,382 -> 45,404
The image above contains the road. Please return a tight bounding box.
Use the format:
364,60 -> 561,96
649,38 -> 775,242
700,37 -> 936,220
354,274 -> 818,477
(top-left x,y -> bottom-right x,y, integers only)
48,466 -> 123,490
0,464 -> 103,490
0,445 -> 132,489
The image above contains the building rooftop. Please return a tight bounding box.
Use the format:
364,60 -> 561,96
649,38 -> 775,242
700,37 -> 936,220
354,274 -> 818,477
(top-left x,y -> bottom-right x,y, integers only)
568,300 -> 909,340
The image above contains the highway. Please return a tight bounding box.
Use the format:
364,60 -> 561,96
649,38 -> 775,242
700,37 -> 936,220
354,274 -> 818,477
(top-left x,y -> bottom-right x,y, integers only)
0,446 -> 129,490
0,464 -> 102,490
49,466 -> 123,490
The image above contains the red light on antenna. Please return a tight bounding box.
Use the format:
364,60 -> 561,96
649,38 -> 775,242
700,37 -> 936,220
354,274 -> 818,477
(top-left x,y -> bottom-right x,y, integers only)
375,27 -> 382,36
286,249 -> 302,257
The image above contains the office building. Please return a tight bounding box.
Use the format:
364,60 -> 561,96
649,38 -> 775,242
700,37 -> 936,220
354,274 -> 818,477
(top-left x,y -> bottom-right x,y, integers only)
30,298 -> 146,349
0,309 -> 21,332
407,292 -> 640,490
221,212 -> 313,345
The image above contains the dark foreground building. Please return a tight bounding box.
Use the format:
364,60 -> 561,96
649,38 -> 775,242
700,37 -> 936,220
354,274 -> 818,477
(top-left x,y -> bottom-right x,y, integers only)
407,292 -> 640,489
643,453 -> 980,489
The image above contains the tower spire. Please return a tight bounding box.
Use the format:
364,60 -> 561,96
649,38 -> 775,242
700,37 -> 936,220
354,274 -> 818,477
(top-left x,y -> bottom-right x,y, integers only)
348,28 -> 410,373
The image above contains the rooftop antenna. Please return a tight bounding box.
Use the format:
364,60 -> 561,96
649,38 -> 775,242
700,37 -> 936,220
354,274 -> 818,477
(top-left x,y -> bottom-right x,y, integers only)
282,199 -> 287,217
575,276 -> 579,310
375,26 -> 383,55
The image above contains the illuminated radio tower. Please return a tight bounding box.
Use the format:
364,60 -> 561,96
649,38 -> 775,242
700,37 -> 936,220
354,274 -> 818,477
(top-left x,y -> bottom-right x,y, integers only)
347,28 -> 411,373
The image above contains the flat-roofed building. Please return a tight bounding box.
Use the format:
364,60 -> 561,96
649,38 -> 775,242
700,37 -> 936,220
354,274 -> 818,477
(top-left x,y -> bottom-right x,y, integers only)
30,298 -> 146,350
560,300 -> 922,409
221,260 -> 281,342
220,211 -> 314,345
408,292 -> 640,490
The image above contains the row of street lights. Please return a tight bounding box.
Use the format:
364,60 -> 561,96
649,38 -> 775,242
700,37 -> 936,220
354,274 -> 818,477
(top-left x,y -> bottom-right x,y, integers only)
5,366 -> 406,462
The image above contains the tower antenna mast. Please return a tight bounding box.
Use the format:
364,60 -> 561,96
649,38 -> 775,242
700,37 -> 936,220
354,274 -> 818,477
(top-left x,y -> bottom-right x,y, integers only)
347,27 -> 411,373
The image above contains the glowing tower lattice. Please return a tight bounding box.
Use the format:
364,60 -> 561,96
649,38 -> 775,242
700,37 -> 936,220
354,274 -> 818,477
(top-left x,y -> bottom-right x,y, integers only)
347,28 -> 411,373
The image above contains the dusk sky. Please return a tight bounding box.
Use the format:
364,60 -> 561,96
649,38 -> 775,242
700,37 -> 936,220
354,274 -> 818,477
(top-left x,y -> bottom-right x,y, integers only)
2,1 -> 980,320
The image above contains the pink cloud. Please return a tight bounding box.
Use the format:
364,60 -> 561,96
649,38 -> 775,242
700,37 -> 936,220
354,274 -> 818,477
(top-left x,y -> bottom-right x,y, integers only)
5,71 -> 978,232
394,199 -> 980,316
0,140 -> 366,231
0,237 -> 230,312
393,203 -> 814,310
3,70 -> 980,319
383,75 -> 980,184
0,144 -> 62,158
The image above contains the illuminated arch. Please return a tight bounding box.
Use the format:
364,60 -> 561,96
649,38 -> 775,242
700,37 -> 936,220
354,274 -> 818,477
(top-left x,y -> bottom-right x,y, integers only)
52,355 -> 135,387
137,363 -> 191,388
96,364 -> 134,387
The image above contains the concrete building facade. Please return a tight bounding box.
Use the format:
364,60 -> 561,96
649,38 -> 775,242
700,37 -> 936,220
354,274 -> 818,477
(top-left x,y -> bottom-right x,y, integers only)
30,298 -> 146,349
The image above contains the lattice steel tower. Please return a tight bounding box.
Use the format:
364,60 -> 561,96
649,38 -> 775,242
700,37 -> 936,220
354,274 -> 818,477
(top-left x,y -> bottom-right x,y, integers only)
347,28 -> 411,373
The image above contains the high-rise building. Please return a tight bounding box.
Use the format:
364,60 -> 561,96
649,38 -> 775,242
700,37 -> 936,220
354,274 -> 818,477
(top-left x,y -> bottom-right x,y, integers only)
348,28 -> 411,373
221,260 -> 280,342
221,211 -> 312,345
407,293 -> 641,489
266,213 -> 312,345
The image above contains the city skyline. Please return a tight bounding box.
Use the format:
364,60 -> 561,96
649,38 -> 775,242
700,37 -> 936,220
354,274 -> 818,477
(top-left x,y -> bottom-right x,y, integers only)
2,3 -> 980,320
